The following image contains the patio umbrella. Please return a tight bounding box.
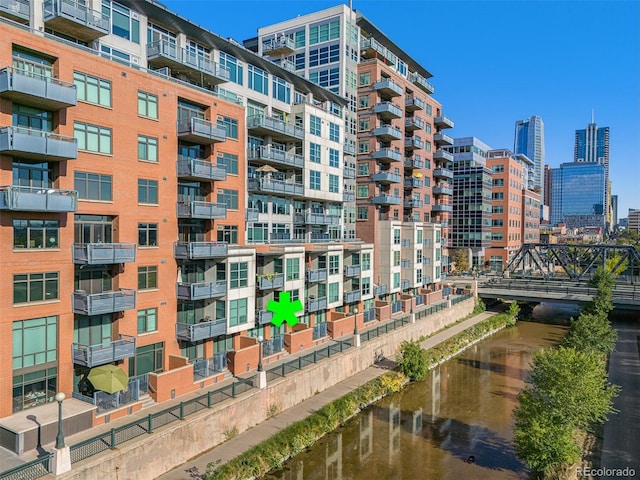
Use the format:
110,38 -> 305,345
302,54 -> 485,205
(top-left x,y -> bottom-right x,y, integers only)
88,365 -> 129,394
256,164 -> 278,173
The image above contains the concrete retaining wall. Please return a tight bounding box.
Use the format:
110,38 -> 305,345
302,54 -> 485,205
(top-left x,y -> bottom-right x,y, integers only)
59,298 -> 474,480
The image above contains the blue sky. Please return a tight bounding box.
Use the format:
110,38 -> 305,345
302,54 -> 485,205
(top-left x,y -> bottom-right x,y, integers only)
163,0 -> 640,218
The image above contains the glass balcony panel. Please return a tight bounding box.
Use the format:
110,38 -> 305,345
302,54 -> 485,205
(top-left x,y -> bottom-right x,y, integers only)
312,322 -> 328,340
343,191 -> 355,202
0,126 -> 77,160
433,149 -> 454,162
72,243 -> 136,264
307,296 -> 328,312
306,268 -> 328,283
373,101 -> 402,120
372,148 -> 402,163
176,117 -> 226,144
176,281 -> 226,300
373,125 -> 402,142
374,284 -> 387,296
247,177 -> 304,197
409,72 -> 435,95
372,171 -> 401,184
344,265 -> 361,277
263,36 -> 295,56
248,145 -> 304,168
257,273 -> 285,290
434,115 -> 455,129
373,78 -> 403,97
176,318 -> 227,342
433,168 -> 454,180
43,0 -> 109,41
0,66 -> 77,109
344,290 -> 361,303
0,0 -> 30,22
247,115 -> 304,141
72,334 -> 135,368
372,195 -> 402,205
434,132 -> 454,146
173,241 -> 228,259
72,289 -> 136,315
0,185 -> 77,212
176,157 -> 226,181
176,201 -> 227,219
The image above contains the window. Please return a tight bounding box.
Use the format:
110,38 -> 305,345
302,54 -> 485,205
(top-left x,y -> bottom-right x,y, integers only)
358,117 -> 370,131
138,223 -> 158,246
74,122 -> 112,154
295,52 -> 305,70
138,135 -> 158,162
217,189 -> 239,209
329,255 -> 340,275
492,206 -> 504,214
393,272 -> 400,289
393,251 -> 400,266
362,277 -> 370,295
137,91 -> 158,119
492,219 -> 504,227
138,266 -> 157,290
248,64 -> 269,94
425,123 -> 431,134
493,178 -> 505,187
217,152 -> 238,175
329,174 -> 339,193
295,29 -> 305,47
492,165 -> 504,173
362,253 -> 371,271
416,269 -> 422,284
329,122 -> 340,142
74,171 -> 112,201
229,298 -> 248,326
357,207 -> 368,220
129,342 -> 164,377
359,72 -> 370,86
358,140 -> 370,154
328,282 -> 339,303
272,76 -> 291,103
425,104 -> 432,116
309,170 -> 321,190
309,20 -> 340,44
310,143 -> 321,163
14,272 -> 58,304
138,179 -> 158,204
492,192 -> 504,200
137,308 -> 158,333
308,68 -> 339,88
309,44 -> 340,66
357,185 -> 369,198
309,115 -> 321,136
74,72 -> 111,107
217,225 -> 238,244
13,220 -> 58,249
103,0 -> 140,42
329,148 -> 340,167
219,51 -> 243,85
217,116 -> 238,139
286,258 -> 300,280
12,316 -> 57,369
230,262 -> 248,288
359,95 -> 369,109
393,229 -> 401,244
357,163 -> 369,176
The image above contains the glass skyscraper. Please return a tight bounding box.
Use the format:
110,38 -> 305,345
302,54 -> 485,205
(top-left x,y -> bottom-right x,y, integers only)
514,116 -> 545,202
551,162 -> 606,228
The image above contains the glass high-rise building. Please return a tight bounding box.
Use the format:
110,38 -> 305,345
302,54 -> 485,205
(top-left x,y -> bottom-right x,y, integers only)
514,116 -> 544,201
551,162 -> 606,228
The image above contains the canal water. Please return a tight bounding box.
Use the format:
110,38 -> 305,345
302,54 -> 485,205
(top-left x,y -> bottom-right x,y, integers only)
266,303 -> 575,480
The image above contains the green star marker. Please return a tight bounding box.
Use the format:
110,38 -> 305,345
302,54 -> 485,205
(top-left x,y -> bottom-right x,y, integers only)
267,291 -> 304,327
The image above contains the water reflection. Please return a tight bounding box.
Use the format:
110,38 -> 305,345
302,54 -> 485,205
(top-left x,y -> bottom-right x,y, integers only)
266,321 -> 567,480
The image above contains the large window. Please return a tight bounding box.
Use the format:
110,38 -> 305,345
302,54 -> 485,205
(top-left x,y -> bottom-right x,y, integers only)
357,207 -> 368,220
329,255 -> 340,275
328,282 -> 339,303
138,91 -> 158,119
12,316 -> 57,369
217,189 -> 238,209
329,148 -> 340,168
329,174 -> 339,193
309,115 -> 321,136
137,308 -> 158,334
217,152 -> 238,175
219,51 -> 243,85
309,170 -> 321,190
229,298 -> 248,326
310,143 -> 321,163
138,266 -> 158,290
272,76 -> 291,103
309,20 -> 340,44
102,0 -> 140,42
13,220 -> 58,249
138,223 -> 158,246
217,225 -> 238,244
129,342 -> 164,376
248,64 -> 269,95
286,258 -> 300,281
138,179 -> 158,204
13,367 -> 57,413
357,185 -> 369,198
309,68 -> 339,88
230,262 -> 248,289
309,44 -> 340,67
14,272 -> 58,304
138,135 -> 158,162
217,116 -> 238,139
74,122 -> 112,154
329,122 -> 340,142
74,72 -> 111,107
362,253 -> 371,271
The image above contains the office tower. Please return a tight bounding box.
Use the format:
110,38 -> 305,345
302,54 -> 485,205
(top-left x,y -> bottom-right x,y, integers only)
514,116 -> 544,200
611,194 -> 618,228
253,6 -> 452,305
574,116 -> 610,226
443,137 -> 493,268
543,165 -> 552,214
551,163 -> 606,228
628,210 -> 640,234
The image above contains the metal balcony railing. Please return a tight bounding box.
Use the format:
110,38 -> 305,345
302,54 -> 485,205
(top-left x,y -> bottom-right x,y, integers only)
72,243 -> 136,264
176,318 -> 227,342
0,185 -> 77,212
72,334 -> 135,368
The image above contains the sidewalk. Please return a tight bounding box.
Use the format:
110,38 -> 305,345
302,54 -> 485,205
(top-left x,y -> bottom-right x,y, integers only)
157,309 -> 498,480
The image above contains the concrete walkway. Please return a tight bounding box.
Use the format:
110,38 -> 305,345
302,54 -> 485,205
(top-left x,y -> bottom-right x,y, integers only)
157,309 -> 499,480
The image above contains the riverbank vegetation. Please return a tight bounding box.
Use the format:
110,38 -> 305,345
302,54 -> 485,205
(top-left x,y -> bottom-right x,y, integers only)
513,268 -> 619,480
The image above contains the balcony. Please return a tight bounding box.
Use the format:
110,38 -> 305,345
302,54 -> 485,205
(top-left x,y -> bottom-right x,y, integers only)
344,265 -> 361,277
404,199 -> 423,208
405,96 -> 425,111
401,259 -> 411,268
372,171 -> 401,184
177,281 -> 226,301
257,273 -> 285,291
43,0 -> 109,42
434,132 -> 454,146
373,125 -> 403,142
372,195 -> 402,205
0,67 -> 77,110
72,243 -> 136,265
176,318 -> 227,343
433,185 -> 453,196
305,213 -> 341,225
258,309 -> 274,325
422,256 -> 431,265
433,168 -> 454,180
176,201 -> 227,220
434,115 -> 455,129
174,241 -> 228,259
373,78 -> 403,97
374,284 -> 387,296
404,157 -> 423,169
0,0 -> 30,23
0,185 -> 77,212
312,323 -> 328,341
404,117 -> 424,131
343,143 -> 356,156
404,136 -> 424,151
433,149 -> 454,162
248,177 -> 304,197
247,115 -> 304,141
344,290 -> 361,304
72,335 -> 136,368
373,102 -> 402,120
176,157 -> 226,182
372,148 -> 402,163
248,145 -> 304,169
401,279 -> 410,290
147,39 -> 230,86
360,37 -> 397,65
307,296 -> 328,312
246,208 -> 259,222
306,269 -> 328,283
404,177 -> 423,189
409,72 -> 435,95
176,117 -> 226,145
0,126 -> 77,160
72,289 -> 136,316
343,167 -> 356,179
263,36 -> 295,56
432,203 -> 453,212
343,191 -> 355,202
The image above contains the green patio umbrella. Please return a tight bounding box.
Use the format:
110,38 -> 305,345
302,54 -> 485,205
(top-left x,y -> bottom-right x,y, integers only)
87,365 -> 129,394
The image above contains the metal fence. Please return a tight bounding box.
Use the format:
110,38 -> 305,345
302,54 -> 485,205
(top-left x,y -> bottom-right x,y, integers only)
0,454 -> 51,480
414,300 -> 449,320
265,340 -> 351,383
360,316 -> 410,342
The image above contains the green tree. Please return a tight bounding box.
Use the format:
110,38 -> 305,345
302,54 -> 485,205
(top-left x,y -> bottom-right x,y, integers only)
585,269 -> 614,318
563,312 -> 617,356
397,341 -> 428,381
451,249 -> 470,274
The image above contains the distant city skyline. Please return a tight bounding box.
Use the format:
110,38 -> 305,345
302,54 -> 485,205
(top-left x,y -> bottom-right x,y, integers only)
514,115 -> 545,200
162,0 -> 640,216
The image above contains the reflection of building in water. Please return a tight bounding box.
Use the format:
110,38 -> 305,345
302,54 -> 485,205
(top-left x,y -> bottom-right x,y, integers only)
400,408 -> 423,444
427,366 -> 441,417
359,410 -> 373,461
272,459 -> 303,480
326,431 -> 342,480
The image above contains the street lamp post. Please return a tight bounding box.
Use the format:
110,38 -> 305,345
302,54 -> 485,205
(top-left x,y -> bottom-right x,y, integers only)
51,390 -> 71,475
55,392 -> 65,449
353,308 -> 361,347
257,335 -> 264,372
255,335 -> 267,389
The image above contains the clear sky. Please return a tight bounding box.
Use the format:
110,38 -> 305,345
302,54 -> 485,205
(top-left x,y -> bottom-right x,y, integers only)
163,0 -> 640,218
